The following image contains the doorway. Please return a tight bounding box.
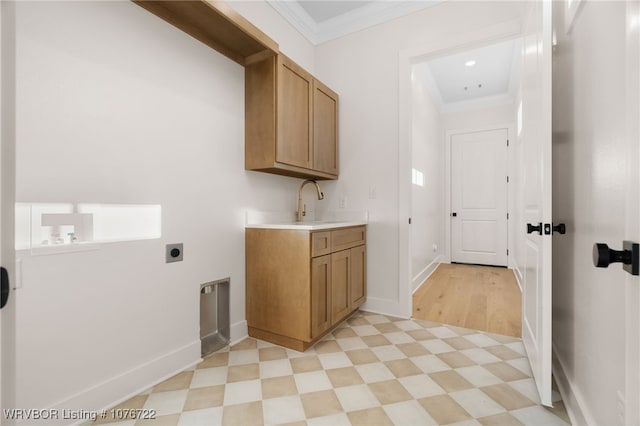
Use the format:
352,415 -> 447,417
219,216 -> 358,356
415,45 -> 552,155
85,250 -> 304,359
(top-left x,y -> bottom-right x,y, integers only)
406,35 -> 521,302
399,1 -> 552,406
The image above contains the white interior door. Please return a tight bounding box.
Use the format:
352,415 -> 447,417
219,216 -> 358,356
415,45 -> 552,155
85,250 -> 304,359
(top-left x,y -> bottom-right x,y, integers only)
451,128 -> 508,266
521,0 -> 553,407
1,0 -> 17,420
624,1 -> 640,423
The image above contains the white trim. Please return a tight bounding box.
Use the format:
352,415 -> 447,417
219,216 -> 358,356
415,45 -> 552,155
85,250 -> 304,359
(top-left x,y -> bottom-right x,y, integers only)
625,1 -> 640,424
552,343 -> 596,426
412,256 -> 442,293
266,0 -> 444,46
398,19 -> 523,326
229,320 -> 248,347
0,0 -> 18,417
564,0 -> 585,35
510,256 -> 524,292
362,297 -> 411,319
38,340 -> 201,426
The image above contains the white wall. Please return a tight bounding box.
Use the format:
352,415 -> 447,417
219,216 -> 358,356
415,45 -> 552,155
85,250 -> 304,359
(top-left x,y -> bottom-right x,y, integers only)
441,103 -> 516,266
315,1 -> 525,316
551,1 -> 635,424
13,0 -> 313,415
410,65 -> 443,291
441,103 -> 515,132
228,0 -> 315,72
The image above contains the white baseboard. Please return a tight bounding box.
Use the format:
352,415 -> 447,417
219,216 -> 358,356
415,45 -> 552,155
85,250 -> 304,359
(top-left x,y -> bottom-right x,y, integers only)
35,340 -> 201,426
361,297 -> 411,319
552,342 -> 596,426
510,259 -> 523,292
229,320 -> 248,346
412,257 -> 442,294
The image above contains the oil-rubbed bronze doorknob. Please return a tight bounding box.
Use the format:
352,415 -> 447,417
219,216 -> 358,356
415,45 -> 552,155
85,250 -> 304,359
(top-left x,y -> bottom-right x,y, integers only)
1,267 -> 9,310
593,241 -> 640,275
593,243 -> 629,268
553,223 -> 566,234
527,223 -> 542,235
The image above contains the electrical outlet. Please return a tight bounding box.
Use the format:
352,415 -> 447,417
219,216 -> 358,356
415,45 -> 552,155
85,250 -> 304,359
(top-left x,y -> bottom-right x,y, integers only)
339,197 -> 347,209
432,244 -> 438,252
166,243 -> 184,263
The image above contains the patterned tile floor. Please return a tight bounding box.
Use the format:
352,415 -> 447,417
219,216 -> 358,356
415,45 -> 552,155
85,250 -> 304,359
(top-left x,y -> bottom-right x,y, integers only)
95,312 -> 570,425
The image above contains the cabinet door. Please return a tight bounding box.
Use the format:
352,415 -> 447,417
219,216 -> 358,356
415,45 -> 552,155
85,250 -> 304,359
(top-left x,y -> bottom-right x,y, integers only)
277,56 -> 312,169
331,249 -> 351,324
313,79 -> 339,176
350,245 -> 366,307
311,255 -> 331,338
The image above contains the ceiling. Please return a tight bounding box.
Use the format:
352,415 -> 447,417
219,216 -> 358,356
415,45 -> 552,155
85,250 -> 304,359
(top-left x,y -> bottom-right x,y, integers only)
267,0 -> 444,45
413,38 -> 522,113
266,1 -> 521,113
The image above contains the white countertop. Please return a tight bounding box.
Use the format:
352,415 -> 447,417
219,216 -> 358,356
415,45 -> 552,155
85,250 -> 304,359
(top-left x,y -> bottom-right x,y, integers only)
245,210 -> 368,231
245,220 -> 367,230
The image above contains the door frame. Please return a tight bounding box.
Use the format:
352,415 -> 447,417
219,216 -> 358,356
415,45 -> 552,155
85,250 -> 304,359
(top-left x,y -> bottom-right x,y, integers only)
1,0 -> 17,419
445,125 -> 515,266
398,19 -> 523,318
625,0 -> 640,423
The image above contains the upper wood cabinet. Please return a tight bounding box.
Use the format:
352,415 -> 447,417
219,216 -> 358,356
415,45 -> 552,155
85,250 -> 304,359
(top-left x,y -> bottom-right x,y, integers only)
313,79 -> 339,176
245,54 -> 339,180
132,1 -> 339,179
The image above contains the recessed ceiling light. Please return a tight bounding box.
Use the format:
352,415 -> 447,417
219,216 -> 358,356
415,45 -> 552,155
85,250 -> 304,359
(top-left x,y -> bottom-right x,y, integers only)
465,60 -> 476,67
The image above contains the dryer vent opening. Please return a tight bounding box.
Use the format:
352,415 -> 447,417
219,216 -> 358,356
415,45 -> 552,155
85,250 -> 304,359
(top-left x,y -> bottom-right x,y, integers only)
200,278 -> 230,357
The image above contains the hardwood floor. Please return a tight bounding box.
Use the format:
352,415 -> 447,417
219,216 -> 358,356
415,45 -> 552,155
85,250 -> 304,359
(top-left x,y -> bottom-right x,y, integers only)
412,263 -> 522,337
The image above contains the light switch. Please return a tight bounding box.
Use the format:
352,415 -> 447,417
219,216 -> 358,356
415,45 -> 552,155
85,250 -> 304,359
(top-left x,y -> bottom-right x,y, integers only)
369,186 -> 377,199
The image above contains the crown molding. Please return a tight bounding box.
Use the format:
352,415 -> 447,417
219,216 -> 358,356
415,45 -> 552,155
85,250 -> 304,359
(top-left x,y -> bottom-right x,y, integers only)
267,0 -> 444,45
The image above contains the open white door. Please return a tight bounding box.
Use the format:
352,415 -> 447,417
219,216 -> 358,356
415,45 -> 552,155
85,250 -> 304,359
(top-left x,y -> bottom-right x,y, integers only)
451,128 -> 508,267
521,0 -> 553,407
625,1 -> 640,423
1,1 -> 17,422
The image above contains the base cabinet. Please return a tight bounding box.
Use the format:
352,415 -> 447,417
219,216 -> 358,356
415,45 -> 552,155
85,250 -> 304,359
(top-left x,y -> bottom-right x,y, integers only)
246,226 -> 366,351
311,255 -> 331,339
331,250 -> 351,322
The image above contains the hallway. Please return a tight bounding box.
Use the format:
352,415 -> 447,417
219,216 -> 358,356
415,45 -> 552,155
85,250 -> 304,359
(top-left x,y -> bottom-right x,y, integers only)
413,264 -> 521,338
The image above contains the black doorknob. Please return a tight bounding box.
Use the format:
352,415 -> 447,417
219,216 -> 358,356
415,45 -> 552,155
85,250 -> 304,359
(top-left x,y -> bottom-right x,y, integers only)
593,241 -> 639,275
527,223 -> 542,235
553,223 -> 566,234
1,267 -> 9,310
593,243 -> 629,267
451,212 -> 457,217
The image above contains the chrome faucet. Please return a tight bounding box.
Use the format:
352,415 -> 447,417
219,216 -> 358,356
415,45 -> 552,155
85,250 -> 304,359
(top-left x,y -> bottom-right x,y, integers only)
297,179 -> 324,222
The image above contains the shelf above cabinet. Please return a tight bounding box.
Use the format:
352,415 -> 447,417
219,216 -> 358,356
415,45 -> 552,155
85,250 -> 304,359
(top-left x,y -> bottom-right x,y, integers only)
132,0 -> 278,66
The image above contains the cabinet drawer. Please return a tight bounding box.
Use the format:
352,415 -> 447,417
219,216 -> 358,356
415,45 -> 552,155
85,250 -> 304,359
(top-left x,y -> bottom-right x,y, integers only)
331,226 -> 366,252
312,231 -> 331,257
